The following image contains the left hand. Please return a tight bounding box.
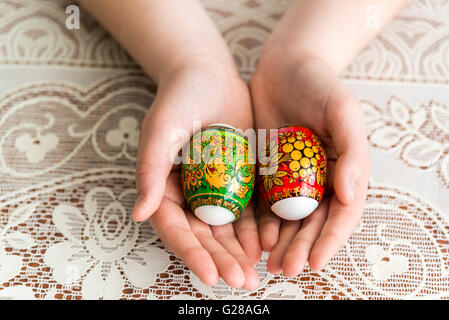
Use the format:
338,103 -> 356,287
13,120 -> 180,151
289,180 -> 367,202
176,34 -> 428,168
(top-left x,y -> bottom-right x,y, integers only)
250,52 -> 370,276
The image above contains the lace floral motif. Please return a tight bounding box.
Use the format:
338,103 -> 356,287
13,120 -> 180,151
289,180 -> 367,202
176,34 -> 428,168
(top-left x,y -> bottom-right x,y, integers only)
202,0 -> 291,81
2,0 -> 449,83
200,0 -> 449,83
0,71 -> 154,179
0,0 -> 136,68
365,245 -> 409,281
1,174 -> 447,299
1,0 -> 449,300
363,96 -> 449,188
44,187 -> 170,299
172,268 -> 306,300
0,203 -> 37,288
343,0 -> 449,83
15,132 -> 58,164
105,117 -> 140,149
0,170 -> 173,300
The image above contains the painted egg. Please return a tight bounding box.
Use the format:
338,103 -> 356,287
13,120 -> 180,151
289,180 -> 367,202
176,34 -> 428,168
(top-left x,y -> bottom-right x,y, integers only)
181,124 -> 255,226
259,125 -> 327,220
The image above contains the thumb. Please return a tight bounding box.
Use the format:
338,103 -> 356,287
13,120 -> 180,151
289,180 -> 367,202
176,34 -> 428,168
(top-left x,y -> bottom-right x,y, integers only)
131,107 -> 190,222
326,84 -> 370,205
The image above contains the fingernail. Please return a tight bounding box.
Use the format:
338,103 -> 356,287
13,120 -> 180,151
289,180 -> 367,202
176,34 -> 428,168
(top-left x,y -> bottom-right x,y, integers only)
346,179 -> 355,202
131,198 -> 146,222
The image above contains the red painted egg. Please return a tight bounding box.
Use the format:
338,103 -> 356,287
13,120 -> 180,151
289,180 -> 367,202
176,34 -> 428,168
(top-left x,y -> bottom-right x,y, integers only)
259,125 -> 327,220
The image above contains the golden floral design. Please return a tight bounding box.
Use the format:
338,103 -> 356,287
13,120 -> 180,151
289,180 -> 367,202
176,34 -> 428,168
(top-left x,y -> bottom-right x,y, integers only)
228,178 -> 250,199
182,164 -> 204,191
260,142 -> 291,192
259,126 -> 328,207
280,130 -> 306,143
265,183 -> 323,204
282,138 -> 327,187
182,126 -> 255,219
262,170 -> 288,191
262,130 -> 327,191
316,160 -> 327,187
204,157 -> 231,190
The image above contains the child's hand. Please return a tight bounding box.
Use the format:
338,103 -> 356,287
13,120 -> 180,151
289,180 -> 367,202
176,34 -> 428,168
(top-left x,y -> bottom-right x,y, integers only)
133,62 -> 261,290
250,53 -> 370,276
247,0 -> 408,278
78,0 -> 262,289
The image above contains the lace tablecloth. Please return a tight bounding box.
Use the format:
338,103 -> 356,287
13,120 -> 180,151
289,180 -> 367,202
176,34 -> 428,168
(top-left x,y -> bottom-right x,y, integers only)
0,0 -> 449,300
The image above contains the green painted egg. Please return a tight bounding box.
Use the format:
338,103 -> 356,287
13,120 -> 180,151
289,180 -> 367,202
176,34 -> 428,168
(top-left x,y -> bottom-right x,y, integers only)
181,124 -> 255,225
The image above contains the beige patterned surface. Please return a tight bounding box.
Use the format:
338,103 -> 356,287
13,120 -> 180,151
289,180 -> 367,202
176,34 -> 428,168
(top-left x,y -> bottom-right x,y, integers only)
0,0 -> 449,300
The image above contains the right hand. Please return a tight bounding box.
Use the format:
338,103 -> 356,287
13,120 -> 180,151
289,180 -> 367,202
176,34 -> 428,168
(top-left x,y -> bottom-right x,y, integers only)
132,61 -> 262,290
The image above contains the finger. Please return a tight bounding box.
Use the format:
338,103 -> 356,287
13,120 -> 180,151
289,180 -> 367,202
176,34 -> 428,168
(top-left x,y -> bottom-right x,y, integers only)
212,224 -> 260,291
325,82 -> 370,205
233,203 -> 262,266
308,182 -> 367,271
266,220 -> 301,275
132,104 -> 187,221
186,213 -> 246,289
282,199 -> 328,277
258,195 -> 281,252
149,198 -> 219,286
324,156 -> 336,195
158,170 -> 186,205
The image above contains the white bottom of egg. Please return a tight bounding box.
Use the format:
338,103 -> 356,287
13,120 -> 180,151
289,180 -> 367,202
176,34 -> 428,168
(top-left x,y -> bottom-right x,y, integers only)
194,205 -> 236,226
271,197 -> 319,220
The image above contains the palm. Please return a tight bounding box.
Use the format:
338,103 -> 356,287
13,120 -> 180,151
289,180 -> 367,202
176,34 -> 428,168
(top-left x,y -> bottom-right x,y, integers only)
151,169 -> 260,289
251,56 -> 370,276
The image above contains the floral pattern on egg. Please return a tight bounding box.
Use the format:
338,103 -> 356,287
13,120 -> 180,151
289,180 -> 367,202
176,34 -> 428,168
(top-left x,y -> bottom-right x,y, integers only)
260,125 -> 327,207
181,125 -> 255,222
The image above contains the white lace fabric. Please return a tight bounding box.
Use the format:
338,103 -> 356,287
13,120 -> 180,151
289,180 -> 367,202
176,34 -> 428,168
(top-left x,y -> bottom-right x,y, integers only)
0,0 -> 449,300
